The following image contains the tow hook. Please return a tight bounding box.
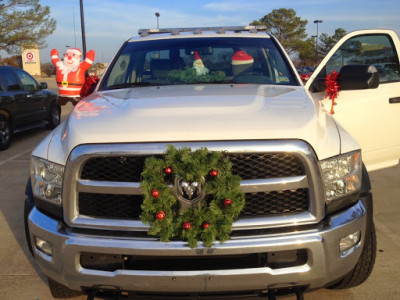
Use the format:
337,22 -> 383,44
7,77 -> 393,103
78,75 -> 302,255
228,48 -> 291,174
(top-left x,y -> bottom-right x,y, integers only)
265,287 -> 304,300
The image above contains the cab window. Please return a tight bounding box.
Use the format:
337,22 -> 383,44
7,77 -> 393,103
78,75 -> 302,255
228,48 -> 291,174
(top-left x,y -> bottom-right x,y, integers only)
0,69 -> 21,91
15,70 -> 39,91
102,37 -> 298,90
324,34 -> 400,83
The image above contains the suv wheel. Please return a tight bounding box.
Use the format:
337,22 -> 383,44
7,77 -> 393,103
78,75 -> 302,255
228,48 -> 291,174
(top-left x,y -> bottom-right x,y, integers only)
0,115 -> 11,151
328,221 -> 376,289
48,277 -> 82,298
46,103 -> 61,129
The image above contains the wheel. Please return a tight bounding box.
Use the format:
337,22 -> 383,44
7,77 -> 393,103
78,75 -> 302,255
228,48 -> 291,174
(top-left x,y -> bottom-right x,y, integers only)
24,197 -> 34,256
47,277 -> 82,298
46,102 -> 61,129
328,221 -> 377,289
0,114 -> 12,151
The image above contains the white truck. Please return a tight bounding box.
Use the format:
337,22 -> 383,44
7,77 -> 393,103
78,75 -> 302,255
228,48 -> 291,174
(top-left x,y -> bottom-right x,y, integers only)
24,26 -> 400,298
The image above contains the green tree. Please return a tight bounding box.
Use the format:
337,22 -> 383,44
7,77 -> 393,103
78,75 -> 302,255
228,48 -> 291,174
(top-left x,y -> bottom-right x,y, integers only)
318,28 -> 347,57
251,8 -> 308,54
89,62 -> 107,76
297,38 -> 316,67
0,0 -> 56,53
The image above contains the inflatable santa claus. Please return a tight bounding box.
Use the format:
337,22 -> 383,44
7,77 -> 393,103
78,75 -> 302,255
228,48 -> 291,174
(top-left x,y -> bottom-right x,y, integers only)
51,48 -> 95,105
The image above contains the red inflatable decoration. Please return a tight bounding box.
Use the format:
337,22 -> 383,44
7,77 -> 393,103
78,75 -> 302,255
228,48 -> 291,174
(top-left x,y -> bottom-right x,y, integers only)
51,48 -> 95,105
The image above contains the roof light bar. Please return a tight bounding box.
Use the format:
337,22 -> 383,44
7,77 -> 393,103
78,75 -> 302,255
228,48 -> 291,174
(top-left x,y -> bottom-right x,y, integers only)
138,25 -> 267,36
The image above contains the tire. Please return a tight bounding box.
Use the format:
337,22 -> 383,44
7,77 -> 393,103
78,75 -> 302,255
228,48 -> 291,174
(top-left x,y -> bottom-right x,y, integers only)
46,102 -> 61,129
0,114 -> 12,151
328,221 -> 377,289
48,277 -> 82,298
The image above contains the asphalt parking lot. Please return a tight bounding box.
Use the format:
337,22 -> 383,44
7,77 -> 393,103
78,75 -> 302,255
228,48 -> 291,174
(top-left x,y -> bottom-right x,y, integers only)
0,81 -> 399,299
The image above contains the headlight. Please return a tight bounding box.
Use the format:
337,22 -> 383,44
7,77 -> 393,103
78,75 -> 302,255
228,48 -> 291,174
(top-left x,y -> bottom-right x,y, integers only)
320,151 -> 362,211
30,156 -> 64,206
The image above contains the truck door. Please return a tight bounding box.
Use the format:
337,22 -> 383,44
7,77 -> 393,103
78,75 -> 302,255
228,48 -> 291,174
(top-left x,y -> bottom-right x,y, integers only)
14,69 -> 47,123
0,68 -> 30,127
305,29 -> 400,171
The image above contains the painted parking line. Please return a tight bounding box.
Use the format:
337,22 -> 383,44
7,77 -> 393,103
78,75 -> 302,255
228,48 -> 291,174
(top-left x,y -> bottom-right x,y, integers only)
0,149 -> 32,166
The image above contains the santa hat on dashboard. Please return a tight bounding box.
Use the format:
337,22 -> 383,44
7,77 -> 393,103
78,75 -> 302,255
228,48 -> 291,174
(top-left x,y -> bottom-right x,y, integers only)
232,49 -> 254,65
232,49 -> 254,75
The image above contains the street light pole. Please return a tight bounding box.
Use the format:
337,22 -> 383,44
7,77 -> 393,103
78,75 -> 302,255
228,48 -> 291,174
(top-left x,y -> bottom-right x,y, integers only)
155,12 -> 160,29
313,20 -> 323,66
312,35 -> 317,67
80,0 -> 87,59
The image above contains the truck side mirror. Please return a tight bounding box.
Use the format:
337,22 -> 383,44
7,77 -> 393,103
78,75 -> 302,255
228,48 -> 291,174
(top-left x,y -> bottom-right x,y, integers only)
338,65 -> 379,90
40,82 -> 48,89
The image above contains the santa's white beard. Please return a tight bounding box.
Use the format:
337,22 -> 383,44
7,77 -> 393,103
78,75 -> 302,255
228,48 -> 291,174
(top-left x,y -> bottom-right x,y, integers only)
56,61 -> 80,75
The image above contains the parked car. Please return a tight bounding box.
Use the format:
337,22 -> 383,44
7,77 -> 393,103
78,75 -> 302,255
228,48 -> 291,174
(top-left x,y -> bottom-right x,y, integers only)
0,66 -> 60,150
296,66 -> 314,83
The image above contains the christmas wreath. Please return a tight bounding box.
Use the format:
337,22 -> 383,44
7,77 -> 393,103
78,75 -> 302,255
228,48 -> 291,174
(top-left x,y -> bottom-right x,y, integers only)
140,145 -> 245,248
167,67 -> 226,84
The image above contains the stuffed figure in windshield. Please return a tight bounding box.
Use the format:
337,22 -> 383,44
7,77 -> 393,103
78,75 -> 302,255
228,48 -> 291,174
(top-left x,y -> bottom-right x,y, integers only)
192,51 -> 209,75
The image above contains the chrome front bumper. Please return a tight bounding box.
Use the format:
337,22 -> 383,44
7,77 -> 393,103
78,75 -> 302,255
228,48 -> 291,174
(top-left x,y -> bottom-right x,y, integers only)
28,198 -> 369,293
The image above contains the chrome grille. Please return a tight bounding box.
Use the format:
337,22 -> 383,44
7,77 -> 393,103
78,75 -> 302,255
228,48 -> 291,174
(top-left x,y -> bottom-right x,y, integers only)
63,141 -> 325,232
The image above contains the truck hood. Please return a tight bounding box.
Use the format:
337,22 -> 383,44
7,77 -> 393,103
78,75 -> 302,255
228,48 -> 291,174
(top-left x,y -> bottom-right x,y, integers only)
42,84 -> 345,164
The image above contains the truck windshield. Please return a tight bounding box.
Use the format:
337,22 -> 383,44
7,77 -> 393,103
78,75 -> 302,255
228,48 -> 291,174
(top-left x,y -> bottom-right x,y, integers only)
102,37 -> 299,89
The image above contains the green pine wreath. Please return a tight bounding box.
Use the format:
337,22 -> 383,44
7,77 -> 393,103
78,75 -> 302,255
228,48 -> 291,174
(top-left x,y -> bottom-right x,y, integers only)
140,145 -> 245,248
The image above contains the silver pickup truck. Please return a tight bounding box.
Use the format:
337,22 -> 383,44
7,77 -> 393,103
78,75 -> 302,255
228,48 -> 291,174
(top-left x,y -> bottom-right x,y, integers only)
25,26 -> 400,298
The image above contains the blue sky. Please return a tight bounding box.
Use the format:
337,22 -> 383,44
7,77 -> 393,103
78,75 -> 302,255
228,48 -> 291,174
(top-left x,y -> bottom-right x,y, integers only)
38,0 -> 400,63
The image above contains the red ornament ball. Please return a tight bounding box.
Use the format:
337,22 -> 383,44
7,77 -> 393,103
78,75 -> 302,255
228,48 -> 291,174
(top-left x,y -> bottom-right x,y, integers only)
151,190 -> 160,198
210,169 -> 218,177
202,222 -> 210,229
182,222 -> 191,230
224,199 -> 232,207
164,167 -> 172,174
156,211 -> 165,220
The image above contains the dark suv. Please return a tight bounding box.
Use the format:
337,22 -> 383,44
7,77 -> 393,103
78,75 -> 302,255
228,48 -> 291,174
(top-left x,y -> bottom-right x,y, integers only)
0,66 -> 60,150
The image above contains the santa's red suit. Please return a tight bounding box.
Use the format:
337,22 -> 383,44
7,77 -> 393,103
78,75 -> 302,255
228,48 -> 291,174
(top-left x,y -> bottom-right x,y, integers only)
51,48 -> 95,104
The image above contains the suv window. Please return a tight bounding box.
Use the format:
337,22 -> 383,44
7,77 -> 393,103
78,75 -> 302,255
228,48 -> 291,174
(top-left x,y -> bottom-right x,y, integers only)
102,37 -> 298,89
324,34 -> 400,83
0,69 -> 21,91
15,69 -> 39,91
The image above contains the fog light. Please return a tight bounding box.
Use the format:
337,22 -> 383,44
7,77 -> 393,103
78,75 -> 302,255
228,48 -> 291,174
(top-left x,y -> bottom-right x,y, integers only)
35,237 -> 53,256
340,231 -> 361,257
